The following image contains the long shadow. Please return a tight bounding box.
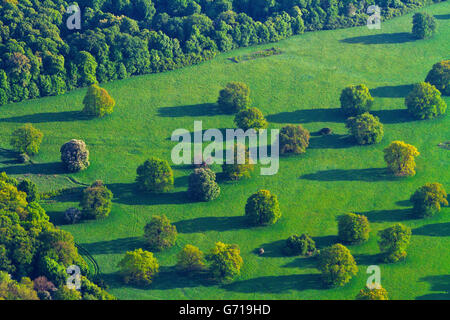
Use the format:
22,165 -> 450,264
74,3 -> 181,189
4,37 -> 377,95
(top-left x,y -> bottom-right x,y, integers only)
434,14 -> 450,20
158,103 -> 218,117
358,208 -> 414,223
174,216 -> 248,233
0,111 -> 91,123
150,266 -> 214,290
46,210 -> 66,225
413,222 -> 450,237
313,235 -> 338,249
222,273 -> 324,293
80,237 -> 147,255
340,32 -> 414,45
266,108 -> 345,124
371,109 -> 413,124
256,239 -> 287,258
299,168 -> 399,182
2,162 -> 67,175
395,199 -> 411,207
107,182 -> 189,206
309,134 -> 354,149
416,275 -> 450,300
370,84 -> 413,98
354,253 -> 383,265
282,256 -> 317,269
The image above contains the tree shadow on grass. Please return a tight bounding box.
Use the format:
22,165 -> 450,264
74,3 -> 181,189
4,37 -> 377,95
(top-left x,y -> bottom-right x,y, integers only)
46,210 -> 66,225
107,182 -> 189,206
222,273 -> 324,293
309,134 -> 354,149
0,111 -> 91,123
434,14 -> 450,20
299,168 -> 399,182
255,239 -> 287,258
80,237 -> 147,255
2,162 -> 67,175
266,108 -> 345,124
313,235 -> 338,249
340,32 -> 414,45
174,216 -> 249,233
358,208 -> 414,223
157,103 -> 218,117
371,109 -> 413,124
395,199 -> 411,207
354,253 -> 383,266
413,222 -> 450,237
150,266 -> 214,290
416,275 -> 450,300
282,256 -> 317,269
370,84 -> 413,98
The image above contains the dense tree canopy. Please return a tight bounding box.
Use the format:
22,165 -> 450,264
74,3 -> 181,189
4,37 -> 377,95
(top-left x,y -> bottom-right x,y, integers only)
0,0 -> 436,106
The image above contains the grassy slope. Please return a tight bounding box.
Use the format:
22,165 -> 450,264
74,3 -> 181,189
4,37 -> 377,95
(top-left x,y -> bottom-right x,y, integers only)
0,2 -> 449,300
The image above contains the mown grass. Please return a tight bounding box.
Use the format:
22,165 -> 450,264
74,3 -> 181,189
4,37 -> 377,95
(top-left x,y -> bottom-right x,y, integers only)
0,2 -> 449,300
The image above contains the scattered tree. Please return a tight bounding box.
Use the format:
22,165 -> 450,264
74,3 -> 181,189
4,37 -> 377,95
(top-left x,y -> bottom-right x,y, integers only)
222,143 -> 254,180
317,244 -> 358,287
346,112 -> 384,145
17,179 -> 38,203
176,245 -> 206,272
279,124 -> 310,155
383,141 -> 419,177
245,190 -> 281,226
64,207 -> 82,224
10,124 -> 43,156
340,84 -> 374,116
136,157 -> 174,193
207,242 -> 243,282
80,181 -> 113,220
144,215 -> 177,251
378,223 -> 412,263
338,213 -> 370,244
412,12 -> 437,39
82,84 -> 116,117
356,286 -> 389,300
188,168 -> 220,201
117,248 -> 159,286
234,107 -> 268,131
410,183 -> 448,218
217,82 -> 251,114
284,233 -> 317,256
425,60 -> 450,95
60,139 -> 90,172
405,82 -> 447,119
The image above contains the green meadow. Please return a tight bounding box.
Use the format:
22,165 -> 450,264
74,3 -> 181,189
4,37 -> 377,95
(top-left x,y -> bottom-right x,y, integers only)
0,2 -> 449,300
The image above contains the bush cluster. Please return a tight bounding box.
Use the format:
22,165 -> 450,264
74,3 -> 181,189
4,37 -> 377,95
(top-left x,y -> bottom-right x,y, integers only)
245,190 -> 281,226
279,124 -> 310,155
144,215 -> 178,251
188,168 -> 220,202
405,82 -> 447,119
346,112 -> 384,145
60,139 -> 90,172
80,181 -> 113,220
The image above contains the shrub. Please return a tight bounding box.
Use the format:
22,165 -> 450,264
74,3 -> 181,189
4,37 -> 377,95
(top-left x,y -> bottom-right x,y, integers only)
384,141 -> 419,177
410,183 -> 448,218
346,112 -> 384,145
18,153 -> 30,163
176,245 -> 206,272
412,12 -> 437,39
338,213 -> 370,244
10,123 -> 43,156
279,124 -> 310,154
187,168 -> 220,201
64,207 -> 82,224
17,179 -> 38,203
136,157 -> 174,193
207,242 -> 243,282
60,139 -> 90,172
405,82 -> 447,119
80,181 -> 113,220
340,84 -> 374,116
221,143 -> 254,180
117,249 -> 159,286
245,190 -> 281,226
425,60 -> 450,95
53,286 -> 82,300
356,286 -> 389,300
217,82 -> 250,114
317,244 -> 358,287
234,107 -> 268,131
144,215 -> 177,251
285,233 -> 317,256
378,223 -> 412,263
82,84 -> 116,117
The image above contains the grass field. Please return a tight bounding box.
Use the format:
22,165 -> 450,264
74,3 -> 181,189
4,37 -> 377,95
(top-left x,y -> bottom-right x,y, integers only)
0,2 -> 449,300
